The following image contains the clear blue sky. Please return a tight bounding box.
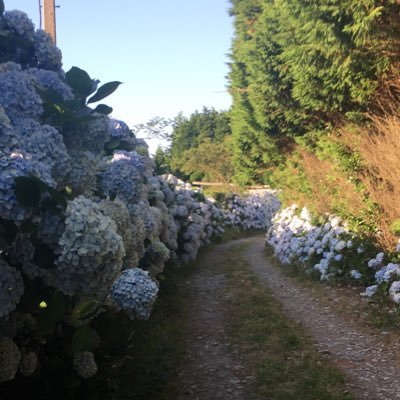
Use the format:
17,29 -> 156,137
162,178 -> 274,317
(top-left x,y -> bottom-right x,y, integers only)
7,0 -> 234,150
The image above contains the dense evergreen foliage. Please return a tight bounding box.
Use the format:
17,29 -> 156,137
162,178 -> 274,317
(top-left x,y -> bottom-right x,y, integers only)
228,0 -> 400,184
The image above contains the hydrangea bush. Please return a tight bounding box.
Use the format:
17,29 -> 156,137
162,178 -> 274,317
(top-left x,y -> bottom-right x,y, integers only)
0,2 -> 281,386
266,204 -> 400,304
224,190 -> 281,230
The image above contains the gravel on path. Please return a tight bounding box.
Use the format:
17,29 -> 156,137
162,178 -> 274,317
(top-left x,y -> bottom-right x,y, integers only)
245,236 -> 400,400
179,236 -> 400,400
178,246 -> 248,400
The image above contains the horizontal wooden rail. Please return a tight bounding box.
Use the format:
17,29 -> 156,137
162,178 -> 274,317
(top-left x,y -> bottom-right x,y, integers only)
191,181 -> 270,189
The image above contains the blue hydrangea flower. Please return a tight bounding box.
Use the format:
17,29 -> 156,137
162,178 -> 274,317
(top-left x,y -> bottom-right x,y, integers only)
63,115 -> 112,155
106,119 -> 136,152
65,151 -> 101,196
0,151 -> 54,222
101,151 -> 147,203
33,30 -> 62,71
13,118 -> 71,184
109,268 -> 158,320
28,68 -> 73,101
0,106 -> 18,153
56,196 -> 125,297
3,10 -> 35,41
0,66 -> 43,123
99,198 -> 139,268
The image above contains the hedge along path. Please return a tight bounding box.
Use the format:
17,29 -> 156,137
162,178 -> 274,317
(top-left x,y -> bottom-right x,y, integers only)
244,236 -> 400,400
178,236 -> 400,400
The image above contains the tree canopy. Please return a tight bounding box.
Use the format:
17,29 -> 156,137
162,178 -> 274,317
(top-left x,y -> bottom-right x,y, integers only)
228,0 -> 400,183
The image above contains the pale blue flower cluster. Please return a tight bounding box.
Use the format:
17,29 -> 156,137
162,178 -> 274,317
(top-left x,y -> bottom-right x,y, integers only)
162,176 -> 226,263
266,205 -> 357,280
224,190 -> 281,230
109,268 -> 159,320
267,204 -> 400,304
101,150 -> 148,203
56,196 -> 125,297
99,198 -> 138,268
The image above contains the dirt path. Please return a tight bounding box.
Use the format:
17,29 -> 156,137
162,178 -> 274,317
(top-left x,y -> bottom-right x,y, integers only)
179,236 -> 400,400
178,246 -> 249,400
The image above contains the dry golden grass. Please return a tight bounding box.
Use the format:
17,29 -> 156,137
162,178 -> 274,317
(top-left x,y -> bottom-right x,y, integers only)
337,109 -> 400,248
299,149 -> 365,217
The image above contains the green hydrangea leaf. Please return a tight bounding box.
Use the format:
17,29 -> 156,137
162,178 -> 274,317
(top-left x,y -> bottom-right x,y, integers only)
93,104 -> 113,115
87,81 -> 122,104
33,244 -> 56,269
66,67 -> 94,97
71,325 -> 100,352
14,176 -> 41,207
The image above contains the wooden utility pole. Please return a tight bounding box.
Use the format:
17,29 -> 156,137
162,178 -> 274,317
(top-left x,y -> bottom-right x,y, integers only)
43,0 -> 56,44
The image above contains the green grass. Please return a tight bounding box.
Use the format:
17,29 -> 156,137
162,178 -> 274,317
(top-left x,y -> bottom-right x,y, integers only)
220,244 -> 355,400
213,226 -> 263,244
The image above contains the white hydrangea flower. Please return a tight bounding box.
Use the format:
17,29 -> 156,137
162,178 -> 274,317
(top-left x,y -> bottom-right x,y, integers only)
334,240 -> 346,251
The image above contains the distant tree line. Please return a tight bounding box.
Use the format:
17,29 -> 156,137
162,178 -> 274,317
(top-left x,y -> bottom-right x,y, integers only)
153,107 -> 233,183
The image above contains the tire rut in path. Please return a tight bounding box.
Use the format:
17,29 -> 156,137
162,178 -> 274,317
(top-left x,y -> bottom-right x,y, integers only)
178,245 -> 249,400
243,236 -> 400,400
